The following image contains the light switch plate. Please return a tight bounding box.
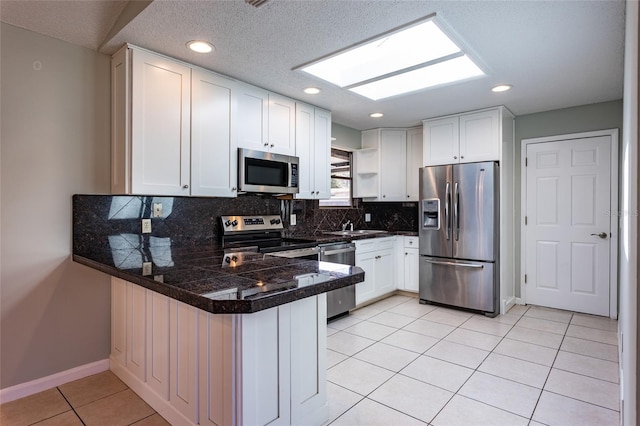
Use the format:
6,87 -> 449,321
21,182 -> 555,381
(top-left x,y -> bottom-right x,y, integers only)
290,214 -> 297,226
365,213 -> 371,222
142,219 -> 152,233
142,262 -> 152,276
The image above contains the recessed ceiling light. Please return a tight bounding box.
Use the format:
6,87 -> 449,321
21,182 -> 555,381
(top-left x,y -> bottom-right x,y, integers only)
492,84 -> 512,93
304,87 -> 321,95
187,40 -> 214,53
295,15 -> 485,100
369,112 -> 384,118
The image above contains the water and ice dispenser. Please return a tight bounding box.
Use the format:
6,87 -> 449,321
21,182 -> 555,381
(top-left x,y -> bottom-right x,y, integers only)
422,199 -> 440,230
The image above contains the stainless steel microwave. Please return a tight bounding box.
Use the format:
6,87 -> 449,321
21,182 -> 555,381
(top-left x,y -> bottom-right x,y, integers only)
237,148 -> 299,194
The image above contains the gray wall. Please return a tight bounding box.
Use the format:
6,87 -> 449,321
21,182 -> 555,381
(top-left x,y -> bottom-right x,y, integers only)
331,122 -> 361,150
0,24 -> 112,389
513,100 -> 624,297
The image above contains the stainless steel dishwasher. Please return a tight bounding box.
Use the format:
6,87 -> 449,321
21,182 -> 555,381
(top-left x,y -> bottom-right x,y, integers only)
320,242 -> 356,320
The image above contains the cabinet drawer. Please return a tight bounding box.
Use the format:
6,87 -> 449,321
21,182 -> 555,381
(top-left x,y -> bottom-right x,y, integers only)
355,239 -> 376,253
374,236 -> 396,250
404,236 -> 419,248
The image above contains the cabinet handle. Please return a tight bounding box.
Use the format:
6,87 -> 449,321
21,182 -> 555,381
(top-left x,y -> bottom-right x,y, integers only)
270,144 -> 274,148
264,142 -> 269,147
182,184 -> 189,189
232,187 -> 237,191
405,252 -> 408,256
454,156 -> 458,160
461,155 -> 464,159
383,195 -> 386,198
407,195 -> 410,198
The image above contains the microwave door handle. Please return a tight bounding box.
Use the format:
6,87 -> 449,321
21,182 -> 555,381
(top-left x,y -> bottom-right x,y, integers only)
445,182 -> 450,240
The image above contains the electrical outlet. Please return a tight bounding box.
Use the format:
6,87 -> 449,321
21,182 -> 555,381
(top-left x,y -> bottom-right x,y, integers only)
365,213 -> 371,222
142,219 -> 152,233
142,262 -> 152,276
290,214 -> 297,226
152,202 -> 163,218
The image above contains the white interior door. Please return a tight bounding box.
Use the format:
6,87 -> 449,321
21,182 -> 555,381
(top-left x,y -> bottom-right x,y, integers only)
524,135 -> 613,316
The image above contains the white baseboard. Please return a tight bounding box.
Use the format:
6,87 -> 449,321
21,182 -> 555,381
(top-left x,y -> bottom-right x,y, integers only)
501,296 -> 517,314
515,297 -> 525,305
0,359 -> 109,404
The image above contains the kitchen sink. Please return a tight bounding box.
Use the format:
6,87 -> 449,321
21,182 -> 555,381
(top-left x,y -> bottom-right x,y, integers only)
323,229 -> 388,236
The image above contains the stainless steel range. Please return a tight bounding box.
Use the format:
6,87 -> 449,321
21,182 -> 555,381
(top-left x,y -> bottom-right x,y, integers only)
220,215 -> 356,319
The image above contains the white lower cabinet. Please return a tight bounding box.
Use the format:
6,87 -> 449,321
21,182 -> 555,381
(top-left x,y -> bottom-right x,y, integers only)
396,237 -> 419,293
110,277 -> 328,426
355,237 -> 396,305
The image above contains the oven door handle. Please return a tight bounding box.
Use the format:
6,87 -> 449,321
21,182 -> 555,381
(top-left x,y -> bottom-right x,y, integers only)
321,247 -> 356,256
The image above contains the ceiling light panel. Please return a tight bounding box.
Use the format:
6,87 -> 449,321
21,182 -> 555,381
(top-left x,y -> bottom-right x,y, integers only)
301,20 -> 460,88
350,55 -> 484,101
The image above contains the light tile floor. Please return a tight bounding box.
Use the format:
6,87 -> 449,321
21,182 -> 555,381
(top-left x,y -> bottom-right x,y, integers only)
327,295 -> 620,425
1,295 -> 620,426
0,371 -> 170,426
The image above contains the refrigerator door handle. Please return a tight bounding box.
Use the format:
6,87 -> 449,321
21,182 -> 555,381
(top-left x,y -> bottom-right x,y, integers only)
453,182 -> 460,241
445,182 -> 451,240
423,259 -> 484,269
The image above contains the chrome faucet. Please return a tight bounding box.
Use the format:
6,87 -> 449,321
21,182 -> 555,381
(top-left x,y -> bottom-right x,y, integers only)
341,220 -> 351,231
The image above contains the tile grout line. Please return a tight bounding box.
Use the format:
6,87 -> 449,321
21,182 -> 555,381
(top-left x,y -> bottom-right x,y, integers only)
54,387 -> 87,426
329,301 -> 620,424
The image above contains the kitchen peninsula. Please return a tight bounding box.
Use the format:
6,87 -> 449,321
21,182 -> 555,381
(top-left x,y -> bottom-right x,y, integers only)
72,195 -> 364,426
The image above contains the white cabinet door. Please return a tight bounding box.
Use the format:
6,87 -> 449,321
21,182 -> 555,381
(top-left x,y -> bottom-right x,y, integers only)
268,94 -> 296,155
170,301 -> 199,423
131,49 -> 191,195
376,248 -> 396,296
379,130 -> 407,201
313,108 -> 332,199
406,128 -> 423,201
294,103 -> 315,199
459,109 -> 500,163
423,116 -> 459,166
355,251 -> 376,305
295,106 -> 331,200
404,249 -> 419,292
236,84 -> 269,152
290,295 -> 328,425
191,69 -> 238,197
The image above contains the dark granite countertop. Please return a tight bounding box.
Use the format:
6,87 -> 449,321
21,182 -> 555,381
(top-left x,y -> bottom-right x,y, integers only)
74,240 -> 364,315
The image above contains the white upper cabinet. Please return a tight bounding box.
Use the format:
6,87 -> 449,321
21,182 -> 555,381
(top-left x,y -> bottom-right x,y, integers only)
112,46 -> 238,197
423,108 -> 501,166
406,127 -> 423,201
355,128 -> 421,202
130,48 -> 191,196
191,69 -> 238,197
236,87 -> 296,156
295,104 -> 331,200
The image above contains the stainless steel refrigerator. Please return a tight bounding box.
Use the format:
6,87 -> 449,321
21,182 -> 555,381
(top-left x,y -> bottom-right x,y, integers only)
419,162 -> 499,316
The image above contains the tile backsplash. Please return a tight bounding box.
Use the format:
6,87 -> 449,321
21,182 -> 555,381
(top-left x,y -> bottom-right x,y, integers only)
73,194 -> 418,251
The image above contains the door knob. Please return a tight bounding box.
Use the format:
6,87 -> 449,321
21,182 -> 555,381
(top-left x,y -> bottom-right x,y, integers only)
590,232 -> 608,239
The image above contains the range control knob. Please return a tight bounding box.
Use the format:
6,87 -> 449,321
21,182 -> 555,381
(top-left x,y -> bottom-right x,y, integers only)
231,220 -> 238,227
225,220 -> 232,227
224,256 -> 231,264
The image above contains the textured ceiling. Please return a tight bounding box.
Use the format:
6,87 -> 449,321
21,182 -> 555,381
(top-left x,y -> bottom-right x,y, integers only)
0,0 -> 626,130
